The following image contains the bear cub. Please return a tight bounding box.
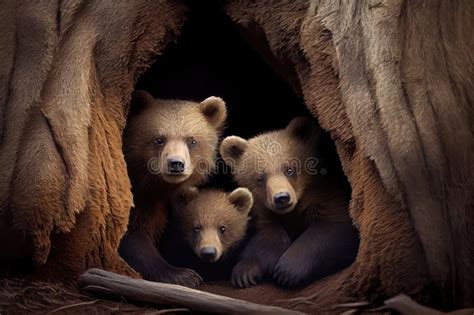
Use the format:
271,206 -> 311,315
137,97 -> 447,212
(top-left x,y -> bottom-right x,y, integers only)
120,90 -> 227,288
161,187 -> 253,282
221,117 -> 359,288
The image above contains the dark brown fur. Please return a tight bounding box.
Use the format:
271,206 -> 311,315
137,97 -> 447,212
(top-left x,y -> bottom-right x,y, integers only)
119,91 -> 227,287
221,117 -> 358,288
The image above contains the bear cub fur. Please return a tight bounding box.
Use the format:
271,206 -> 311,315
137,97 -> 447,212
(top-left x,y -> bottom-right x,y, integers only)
221,117 -> 359,288
120,90 -> 227,288
161,187 -> 253,281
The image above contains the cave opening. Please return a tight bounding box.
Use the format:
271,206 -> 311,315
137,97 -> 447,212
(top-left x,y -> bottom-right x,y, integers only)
132,1 -> 355,289
135,2 -> 310,141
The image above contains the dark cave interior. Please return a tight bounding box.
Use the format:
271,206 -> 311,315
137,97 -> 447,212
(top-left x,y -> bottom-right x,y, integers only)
134,1 -> 354,283
135,2 -> 347,189
135,3 -> 310,141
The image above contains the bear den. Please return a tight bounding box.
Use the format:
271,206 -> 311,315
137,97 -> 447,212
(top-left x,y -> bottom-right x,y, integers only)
119,2 -> 358,295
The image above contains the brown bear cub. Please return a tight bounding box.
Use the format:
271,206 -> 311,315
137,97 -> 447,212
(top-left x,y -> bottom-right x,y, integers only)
161,187 -> 253,281
220,117 -> 359,288
120,90 -> 227,288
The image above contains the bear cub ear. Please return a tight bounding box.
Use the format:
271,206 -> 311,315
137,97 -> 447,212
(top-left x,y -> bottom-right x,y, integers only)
228,188 -> 253,215
286,116 -> 321,143
220,136 -> 249,166
131,90 -> 155,110
199,96 -> 227,128
173,186 -> 199,209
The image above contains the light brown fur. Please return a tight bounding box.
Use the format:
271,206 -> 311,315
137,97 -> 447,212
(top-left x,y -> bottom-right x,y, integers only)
173,187 -> 253,262
222,118 -> 322,216
120,90 -> 227,287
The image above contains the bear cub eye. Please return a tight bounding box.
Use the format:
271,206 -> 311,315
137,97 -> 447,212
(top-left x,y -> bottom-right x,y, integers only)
187,137 -> 198,148
154,137 -> 165,146
194,224 -> 201,232
256,174 -> 265,185
219,225 -> 226,234
284,167 -> 296,177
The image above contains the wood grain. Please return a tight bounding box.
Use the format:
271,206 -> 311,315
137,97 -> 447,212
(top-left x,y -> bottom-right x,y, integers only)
78,268 -> 302,314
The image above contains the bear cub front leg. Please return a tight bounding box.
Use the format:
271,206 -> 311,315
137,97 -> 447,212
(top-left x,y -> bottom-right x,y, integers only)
272,225 -> 319,288
119,229 -> 202,288
273,221 -> 358,288
232,223 -> 291,288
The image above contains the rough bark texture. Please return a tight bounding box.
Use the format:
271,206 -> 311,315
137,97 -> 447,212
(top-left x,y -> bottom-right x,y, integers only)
0,0 -> 188,282
1,0 -> 473,313
224,0 -> 474,312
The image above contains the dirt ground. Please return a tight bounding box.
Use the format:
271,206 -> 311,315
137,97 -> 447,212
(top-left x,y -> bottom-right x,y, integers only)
0,277 -> 296,314
0,277 -> 183,314
0,277 -> 393,314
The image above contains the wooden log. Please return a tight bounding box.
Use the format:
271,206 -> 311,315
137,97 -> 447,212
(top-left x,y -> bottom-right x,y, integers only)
78,268 -> 303,314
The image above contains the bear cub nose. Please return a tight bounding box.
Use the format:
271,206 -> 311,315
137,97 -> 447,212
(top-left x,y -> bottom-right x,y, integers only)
200,247 -> 217,262
167,158 -> 185,174
274,192 -> 291,209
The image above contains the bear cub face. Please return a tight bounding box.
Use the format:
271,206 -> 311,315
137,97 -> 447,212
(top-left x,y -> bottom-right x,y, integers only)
125,90 -> 227,186
173,187 -> 253,262
220,117 -> 320,214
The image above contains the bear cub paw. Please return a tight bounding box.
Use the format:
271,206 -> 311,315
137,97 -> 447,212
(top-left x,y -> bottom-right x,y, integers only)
231,259 -> 264,288
150,265 -> 203,288
273,253 -> 311,288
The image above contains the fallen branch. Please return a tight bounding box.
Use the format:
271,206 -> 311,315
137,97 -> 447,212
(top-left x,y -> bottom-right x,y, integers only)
78,268 -> 302,314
